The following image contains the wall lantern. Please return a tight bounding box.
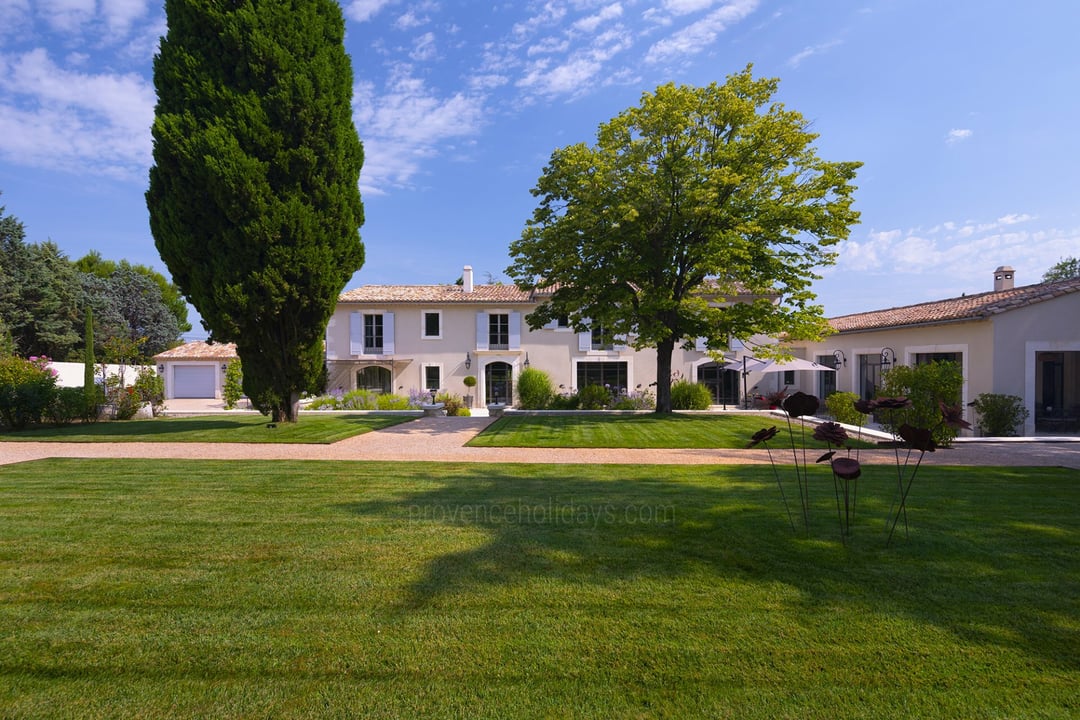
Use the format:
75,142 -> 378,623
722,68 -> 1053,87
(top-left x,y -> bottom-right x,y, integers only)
464,352 -> 472,370
157,364 -> 165,374
880,347 -> 896,369
832,349 -> 847,368
523,353 -> 530,368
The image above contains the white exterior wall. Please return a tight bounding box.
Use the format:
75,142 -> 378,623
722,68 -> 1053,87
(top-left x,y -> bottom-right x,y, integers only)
325,301 -> 734,404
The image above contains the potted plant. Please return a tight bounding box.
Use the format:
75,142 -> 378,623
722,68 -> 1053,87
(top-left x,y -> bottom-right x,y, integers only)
765,389 -> 788,409
462,375 -> 477,408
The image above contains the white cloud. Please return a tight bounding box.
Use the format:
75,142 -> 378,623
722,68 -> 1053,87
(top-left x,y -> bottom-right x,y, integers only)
352,67 -> 487,194
0,49 -> 154,178
662,0 -> 717,15
37,0 -> 95,34
645,0 -> 759,64
101,0 -> 149,37
836,215 -> 1079,291
409,31 -> 437,61
787,39 -> 841,68
395,9 -> 429,30
344,0 -> 397,23
946,128 -> 972,144
0,0 -> 31,37
573,2 -> 623,33
517,25 -> 632,99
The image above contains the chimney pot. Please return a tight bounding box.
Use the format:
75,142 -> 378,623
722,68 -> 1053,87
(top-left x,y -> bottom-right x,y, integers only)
993,265 -> 1015,292
463,265 -> 474,293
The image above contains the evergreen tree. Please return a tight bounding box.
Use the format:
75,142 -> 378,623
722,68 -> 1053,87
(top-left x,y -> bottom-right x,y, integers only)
147,0 -> 365,422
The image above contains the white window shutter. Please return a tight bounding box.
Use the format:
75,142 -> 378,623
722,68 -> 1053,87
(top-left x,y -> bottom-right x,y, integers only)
695,337 -> 708,352
476,312 -> 488,351
509,312 -> 521,350
578,330 -> 591,352
614,334 -> 628,351
350,312 -> 362,355
383,312 -> 395,355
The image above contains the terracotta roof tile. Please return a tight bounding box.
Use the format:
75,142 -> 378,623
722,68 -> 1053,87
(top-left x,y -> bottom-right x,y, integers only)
338,284 -> 537,304
153,341 -> 237,360
830,277 -> 1080,333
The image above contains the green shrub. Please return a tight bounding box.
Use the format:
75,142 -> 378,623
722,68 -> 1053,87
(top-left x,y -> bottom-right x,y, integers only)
879,361 -> 964,445
341,389 -> 377,410
106,375 -> 144,421
970,393 -> 1029,436
517,368 -> 554,409
375,393 -> 410,410
435,392 -> 466,416
222,360 -> 243,409
548,392 -> 581,410
134,367 -> 166,416
0,355 -> 59,430
307,395 -> 341,410
670,380 -> 711,410
47,386 -> 87,426
825,391 -> 867,427
578,384 -> 611,410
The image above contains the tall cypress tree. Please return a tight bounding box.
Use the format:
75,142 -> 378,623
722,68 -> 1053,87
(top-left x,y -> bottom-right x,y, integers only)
147,0 -> 365,422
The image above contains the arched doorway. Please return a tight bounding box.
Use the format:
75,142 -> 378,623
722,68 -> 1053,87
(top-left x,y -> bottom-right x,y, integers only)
485,362 -> 513,405
356,365 -> 391,394
697,362 -> 739,406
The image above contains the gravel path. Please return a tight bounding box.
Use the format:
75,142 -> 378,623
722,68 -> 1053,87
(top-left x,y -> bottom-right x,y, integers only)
2,416 -> 1078,468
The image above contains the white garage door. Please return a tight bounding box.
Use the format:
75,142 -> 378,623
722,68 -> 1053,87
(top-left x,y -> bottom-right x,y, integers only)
173,365 -> 216,398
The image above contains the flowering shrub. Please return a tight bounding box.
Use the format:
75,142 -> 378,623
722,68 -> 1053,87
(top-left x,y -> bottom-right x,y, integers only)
0,355 -> 59,430
577,384 -> 612,410
611,387 -> 656,410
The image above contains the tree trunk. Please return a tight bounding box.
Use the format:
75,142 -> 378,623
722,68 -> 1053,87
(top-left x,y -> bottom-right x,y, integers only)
271,392 -> 301,423
654,338 -> 676,414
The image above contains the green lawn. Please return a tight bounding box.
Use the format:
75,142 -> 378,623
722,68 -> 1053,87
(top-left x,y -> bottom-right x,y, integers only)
0,413 -> 416,444
469,412 -> 877,449
0,459 -> 1075,718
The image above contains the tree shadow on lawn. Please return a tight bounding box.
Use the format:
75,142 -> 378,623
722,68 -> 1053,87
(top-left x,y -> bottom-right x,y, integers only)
338,463 -> 1080,670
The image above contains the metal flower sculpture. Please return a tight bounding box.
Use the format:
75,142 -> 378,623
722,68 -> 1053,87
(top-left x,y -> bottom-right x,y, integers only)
747,426 -> 796,532
813,421 -> 861,542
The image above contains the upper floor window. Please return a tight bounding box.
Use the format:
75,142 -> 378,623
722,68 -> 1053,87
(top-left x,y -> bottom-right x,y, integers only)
350,311 -> 394,355
591,325 -> 615,351
423,311 -> 441,339
556,316 -> 570,328
489,313 -> 509,350
364,314 -> 383,354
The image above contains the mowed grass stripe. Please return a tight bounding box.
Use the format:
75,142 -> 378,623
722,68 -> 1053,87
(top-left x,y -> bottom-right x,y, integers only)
468,413 -> 876,449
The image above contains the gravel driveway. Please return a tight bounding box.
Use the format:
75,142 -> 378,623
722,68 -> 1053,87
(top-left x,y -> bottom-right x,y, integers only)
2,415 -> 1078,468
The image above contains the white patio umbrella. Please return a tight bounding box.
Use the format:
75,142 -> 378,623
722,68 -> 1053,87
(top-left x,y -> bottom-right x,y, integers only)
722,356 -> 835,407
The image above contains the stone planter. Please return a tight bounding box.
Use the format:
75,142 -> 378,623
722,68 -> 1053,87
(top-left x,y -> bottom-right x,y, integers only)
486,403 -> 507,417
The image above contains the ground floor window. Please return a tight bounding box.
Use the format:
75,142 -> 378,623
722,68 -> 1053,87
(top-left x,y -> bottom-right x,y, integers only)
915,352 -> 962,365
1035,351 -> 1080,433
697,363 -> 739,406
858,354 -> 885,401
424,365 -> 441,395
356,366 -> 391,394
577,362 -> 627,393
816,354 -> 838,399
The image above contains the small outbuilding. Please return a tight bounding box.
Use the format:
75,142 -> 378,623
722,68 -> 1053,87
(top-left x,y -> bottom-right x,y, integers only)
153,341 -> 238,400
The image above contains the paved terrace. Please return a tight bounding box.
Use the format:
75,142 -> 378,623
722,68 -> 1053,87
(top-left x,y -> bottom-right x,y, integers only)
2,407 -> 1078,469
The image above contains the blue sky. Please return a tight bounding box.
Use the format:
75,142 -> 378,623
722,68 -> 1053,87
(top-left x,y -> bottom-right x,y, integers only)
2,0 -> 1078,339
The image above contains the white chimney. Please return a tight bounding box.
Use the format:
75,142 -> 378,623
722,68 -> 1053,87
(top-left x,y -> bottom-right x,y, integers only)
993,265 -> 1015,291
463,265 -> 474,293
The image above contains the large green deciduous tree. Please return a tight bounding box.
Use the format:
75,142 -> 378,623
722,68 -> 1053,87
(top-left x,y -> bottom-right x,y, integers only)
507,66 -> 861,412
147,0 -> 365,422
1042,256 -> 1079,283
